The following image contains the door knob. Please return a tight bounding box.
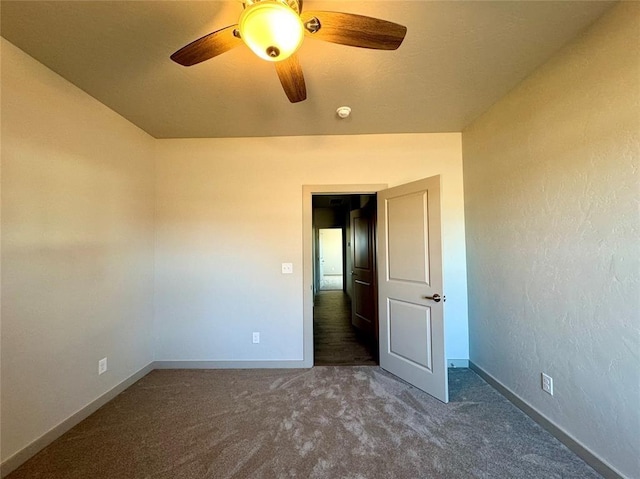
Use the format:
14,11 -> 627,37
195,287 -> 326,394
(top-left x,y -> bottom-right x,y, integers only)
423,293 -> 445,303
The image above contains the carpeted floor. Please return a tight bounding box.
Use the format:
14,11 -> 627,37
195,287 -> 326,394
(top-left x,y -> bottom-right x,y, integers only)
313,291 -> 378,366
7,367 -> 601,479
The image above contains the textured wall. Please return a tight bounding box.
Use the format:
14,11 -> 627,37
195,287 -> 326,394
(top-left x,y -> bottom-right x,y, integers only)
154,133 -> 469,362
462,3 -> 639,477
1,39 -> 156,462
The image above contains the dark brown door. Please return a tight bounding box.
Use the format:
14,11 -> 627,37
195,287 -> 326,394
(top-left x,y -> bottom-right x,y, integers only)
350,203 -> 377,338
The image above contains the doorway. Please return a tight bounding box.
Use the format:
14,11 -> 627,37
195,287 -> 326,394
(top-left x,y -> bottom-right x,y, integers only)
311,194 -> 378,366
318,228 -> 343,291
303,179 -> 449,403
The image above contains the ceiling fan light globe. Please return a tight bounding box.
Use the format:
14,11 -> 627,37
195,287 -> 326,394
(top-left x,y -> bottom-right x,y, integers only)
239,1 -> 304,62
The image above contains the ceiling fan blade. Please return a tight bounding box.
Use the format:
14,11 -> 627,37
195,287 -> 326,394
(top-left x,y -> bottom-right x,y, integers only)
301,11 -> 406,50
171,25 -> 242,66
275,54 -> 307,103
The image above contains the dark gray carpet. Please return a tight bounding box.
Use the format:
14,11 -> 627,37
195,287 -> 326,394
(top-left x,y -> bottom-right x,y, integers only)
7,367 -> 601,479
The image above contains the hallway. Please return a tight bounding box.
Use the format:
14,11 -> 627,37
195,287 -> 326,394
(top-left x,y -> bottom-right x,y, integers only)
313,291 -> 378,366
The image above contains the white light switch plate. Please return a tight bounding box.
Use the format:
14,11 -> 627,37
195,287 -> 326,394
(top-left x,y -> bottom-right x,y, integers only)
281,263 -> 293,274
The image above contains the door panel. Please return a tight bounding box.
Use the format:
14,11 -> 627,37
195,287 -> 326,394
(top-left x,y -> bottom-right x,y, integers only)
378,176 -> 447,403
387,191 -> 430,284
351,206 -> 376,337
354,217 -> 371,269
388,299 -> 432,371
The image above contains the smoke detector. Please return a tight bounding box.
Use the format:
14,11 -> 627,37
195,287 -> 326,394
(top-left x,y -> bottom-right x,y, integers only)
336,106 -> 351,119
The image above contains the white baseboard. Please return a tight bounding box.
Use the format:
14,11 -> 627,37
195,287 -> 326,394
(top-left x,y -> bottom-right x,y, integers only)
153,360 -> 308,369
0,362 -> 155,478
469,361 -> 624,479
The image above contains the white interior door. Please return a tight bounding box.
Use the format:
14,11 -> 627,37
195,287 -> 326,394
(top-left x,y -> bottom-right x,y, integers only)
377,176 -> 448,403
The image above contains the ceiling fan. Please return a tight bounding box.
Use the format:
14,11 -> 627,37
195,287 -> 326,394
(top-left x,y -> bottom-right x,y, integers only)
170,0 -> 407,103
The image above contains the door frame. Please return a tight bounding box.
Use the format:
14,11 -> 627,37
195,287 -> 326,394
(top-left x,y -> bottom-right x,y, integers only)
302,184 -> 387,367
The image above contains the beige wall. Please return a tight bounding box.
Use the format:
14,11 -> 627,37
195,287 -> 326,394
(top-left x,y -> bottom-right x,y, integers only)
1,39 -> 156,462
154,133 -> 469,363
462,3 -> 640,477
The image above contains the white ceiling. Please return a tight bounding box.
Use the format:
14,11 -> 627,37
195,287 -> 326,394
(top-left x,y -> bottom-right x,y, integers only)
1,0 -> 614,139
